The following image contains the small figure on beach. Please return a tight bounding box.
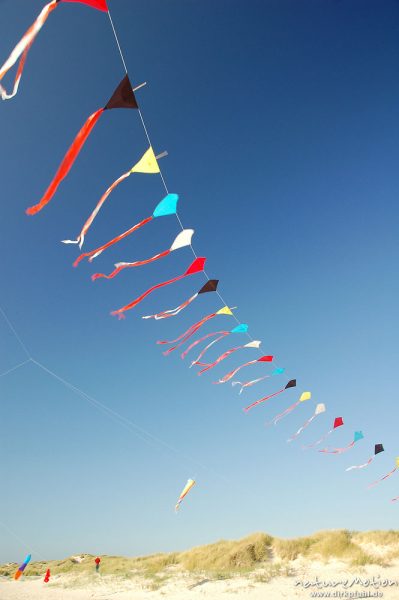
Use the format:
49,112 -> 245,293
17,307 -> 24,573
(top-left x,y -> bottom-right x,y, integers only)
95,557 -> 101,573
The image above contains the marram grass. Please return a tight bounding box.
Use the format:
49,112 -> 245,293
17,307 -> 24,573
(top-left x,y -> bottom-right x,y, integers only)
1,529 -> 397,581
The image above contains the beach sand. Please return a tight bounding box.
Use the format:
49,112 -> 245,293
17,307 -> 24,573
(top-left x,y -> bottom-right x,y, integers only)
1,558 -> 399,599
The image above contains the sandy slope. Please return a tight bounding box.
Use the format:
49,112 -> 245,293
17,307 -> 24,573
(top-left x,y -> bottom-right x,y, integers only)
1,559 -> 399,600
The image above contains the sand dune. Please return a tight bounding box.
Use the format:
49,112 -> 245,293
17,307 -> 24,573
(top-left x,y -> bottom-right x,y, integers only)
2,530 -> 399,599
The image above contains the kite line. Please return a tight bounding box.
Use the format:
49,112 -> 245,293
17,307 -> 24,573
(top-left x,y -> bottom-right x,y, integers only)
105,4 -> 288,374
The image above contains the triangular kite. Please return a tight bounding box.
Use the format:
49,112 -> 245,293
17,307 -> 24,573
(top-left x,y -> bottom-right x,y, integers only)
73,193 -> 179,267
287,402 -> 326,442
111,257 -> 206,319
243,379 -> 297,413
304,416 -> 344,449
346,443 -> 385,471
63,147 -> 159,248
267,391 -> 311,426
319,430 -> 364,455
91,229 -> 194,281
142,280 -> 219,320
26,75 -> 138,215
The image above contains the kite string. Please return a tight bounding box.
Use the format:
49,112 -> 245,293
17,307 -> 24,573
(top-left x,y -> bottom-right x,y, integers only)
30,357 -> 228,482
0,358 -> 32,379
106,7 -> 286,374
0,305 -> 32,360
0,304 -> 228,482
0,520 -> 47,563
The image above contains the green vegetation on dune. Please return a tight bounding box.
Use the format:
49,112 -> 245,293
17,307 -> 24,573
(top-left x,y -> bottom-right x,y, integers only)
1,530 -> 397,582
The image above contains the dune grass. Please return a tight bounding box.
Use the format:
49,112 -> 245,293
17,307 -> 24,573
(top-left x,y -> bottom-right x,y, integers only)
1,529 -> 397,583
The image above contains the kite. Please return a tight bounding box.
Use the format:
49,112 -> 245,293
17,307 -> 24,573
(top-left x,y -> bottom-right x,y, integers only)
266,391 -> 311,427
215,355 -> 274,385
111,257 -> 206,319
91,229 -> 194,281
157,306 -> 235,356
243,379 -> 297,413
304,416 -> 344,449
175,478 -> 195,512
319,430 -> 364,455
142,280 -> 219,320
368,457 -> 399,489
346,444 -> 384,471
73,193 -> 179,267
0,0 -> 108,101
26,75 -> 138,215
95,557 -> 101,572
44,569 -> 50,583
287,402 -> 326,442
195,340 -> 262,375
62,147 -> 160,248
14,554 -> 31,580
232,366 -> 285,394
183,323 -> 249,364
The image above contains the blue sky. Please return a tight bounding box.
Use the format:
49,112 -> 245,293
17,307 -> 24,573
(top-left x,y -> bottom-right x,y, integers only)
1,0 -> 399,563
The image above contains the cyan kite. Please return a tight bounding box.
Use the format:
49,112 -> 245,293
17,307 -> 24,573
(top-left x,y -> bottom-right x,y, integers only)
73,193 -> 180,267
319,431 -> 364,455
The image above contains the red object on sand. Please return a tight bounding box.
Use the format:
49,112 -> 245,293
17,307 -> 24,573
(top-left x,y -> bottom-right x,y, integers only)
44,568 -> 50,583
95,557 -> 101,565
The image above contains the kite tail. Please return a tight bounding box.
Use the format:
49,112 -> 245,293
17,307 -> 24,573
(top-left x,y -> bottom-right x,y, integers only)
368,467 -> 397,489
287,414 -> 316,442
184,332 -> 227,362
162,317 -> 218,357
62,171 -> 131,248
302,428 -> 333,450
157,312 -> 216,350
319,442 -> 355,455
111,273 -> 186,319
73,216 -> 153,267
26,107 -> 104,215
0,0 -> 58,100
215,359 -> 256,385
197,345 -> 243,375
244,387 -> 285,413
91,250 -> 170,281
267,400 -> 301,427
391,496 -> 399,503
142,293 -> 198,320
345,457 -> 374,471
232,375 -> 270,394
